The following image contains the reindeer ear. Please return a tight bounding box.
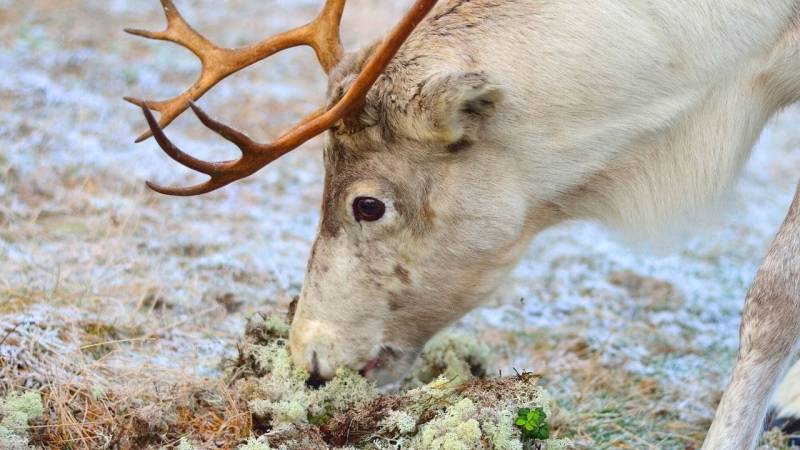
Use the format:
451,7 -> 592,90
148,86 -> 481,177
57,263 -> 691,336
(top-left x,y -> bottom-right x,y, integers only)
415,71 -> 502,146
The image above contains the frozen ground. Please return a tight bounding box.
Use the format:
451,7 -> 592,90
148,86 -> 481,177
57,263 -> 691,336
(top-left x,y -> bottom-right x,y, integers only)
2,0 -> 800,448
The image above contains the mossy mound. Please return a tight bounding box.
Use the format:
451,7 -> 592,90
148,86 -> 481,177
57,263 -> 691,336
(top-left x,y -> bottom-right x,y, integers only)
224,313 -> 572,450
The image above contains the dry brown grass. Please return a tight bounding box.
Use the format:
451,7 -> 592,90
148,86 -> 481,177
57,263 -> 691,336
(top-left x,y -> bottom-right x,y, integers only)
30,377 -> 251,449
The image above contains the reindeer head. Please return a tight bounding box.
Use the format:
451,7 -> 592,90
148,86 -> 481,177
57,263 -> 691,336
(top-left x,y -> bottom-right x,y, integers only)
128,0 -> 548,383
290,50 -> 528,383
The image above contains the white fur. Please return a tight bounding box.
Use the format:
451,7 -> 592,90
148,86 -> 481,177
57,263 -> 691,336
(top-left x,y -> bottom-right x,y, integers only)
773,359 -> 800,419
288,2 -> 800,449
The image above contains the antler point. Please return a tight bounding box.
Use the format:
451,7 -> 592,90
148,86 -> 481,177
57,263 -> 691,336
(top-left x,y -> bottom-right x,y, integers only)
124,28 -> 162,39
134,132 -> 152,143
146,180 -> 172,195
124,96 -> 144,107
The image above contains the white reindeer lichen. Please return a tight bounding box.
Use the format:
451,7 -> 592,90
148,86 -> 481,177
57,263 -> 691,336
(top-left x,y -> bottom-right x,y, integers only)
229,313 -> 572,449
0,391 -> 44,450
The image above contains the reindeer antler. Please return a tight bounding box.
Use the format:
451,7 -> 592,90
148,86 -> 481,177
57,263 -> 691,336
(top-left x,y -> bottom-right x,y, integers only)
127,0 -> 438,196
125,0 -> 347,143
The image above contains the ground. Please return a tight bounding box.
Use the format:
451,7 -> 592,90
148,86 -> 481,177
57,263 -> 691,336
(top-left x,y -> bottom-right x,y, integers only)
1,0 -> 800,448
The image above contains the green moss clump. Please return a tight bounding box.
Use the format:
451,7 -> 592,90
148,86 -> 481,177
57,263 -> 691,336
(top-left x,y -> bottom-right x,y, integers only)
0,391 -> 44,450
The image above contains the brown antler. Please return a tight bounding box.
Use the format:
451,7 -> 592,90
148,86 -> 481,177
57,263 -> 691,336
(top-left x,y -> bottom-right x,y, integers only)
125,0 -> 347,143
129,0 -> 438,196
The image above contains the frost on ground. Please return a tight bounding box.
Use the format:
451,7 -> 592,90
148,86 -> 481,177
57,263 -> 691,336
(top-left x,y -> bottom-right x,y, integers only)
1,0 -> 800,449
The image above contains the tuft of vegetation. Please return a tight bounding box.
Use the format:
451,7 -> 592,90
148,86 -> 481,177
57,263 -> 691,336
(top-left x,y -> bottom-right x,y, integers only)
404,332 -> 490,387
238,437 -> 273,450
227,313 -> 377,429
758,427 -> 794,450
0,391 -> 44,450
225,313 -> 572,449
516,407 -> 550,441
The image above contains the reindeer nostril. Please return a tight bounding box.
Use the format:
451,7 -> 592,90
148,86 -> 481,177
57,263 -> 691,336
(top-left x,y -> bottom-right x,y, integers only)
306,372 -> 328,389
305,350 -> 328,389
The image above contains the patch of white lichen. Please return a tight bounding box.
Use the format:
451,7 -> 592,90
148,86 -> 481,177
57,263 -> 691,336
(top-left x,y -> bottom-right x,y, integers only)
224,313 -> 572,449
0,392 -> 44,450
404,332 -> 490,387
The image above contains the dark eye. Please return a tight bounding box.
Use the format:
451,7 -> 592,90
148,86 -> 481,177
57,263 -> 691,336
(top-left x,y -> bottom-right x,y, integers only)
353,197 -> 386,222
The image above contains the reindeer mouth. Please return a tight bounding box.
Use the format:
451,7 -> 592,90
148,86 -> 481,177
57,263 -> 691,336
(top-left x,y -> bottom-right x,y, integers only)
360,359 -> 381,379
360,346 -> 401,380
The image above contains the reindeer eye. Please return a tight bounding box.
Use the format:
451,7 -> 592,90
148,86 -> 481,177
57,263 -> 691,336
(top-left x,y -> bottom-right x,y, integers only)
353,197 -> 386,222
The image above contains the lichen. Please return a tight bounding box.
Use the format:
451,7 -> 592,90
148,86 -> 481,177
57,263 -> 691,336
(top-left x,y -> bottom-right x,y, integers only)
482,410 -> 524,450
0,391 -> 44,450
177,437 -> 196,450
309,368 -> 376,424
381,410 -> 417,435
758,427 -> 792,450
238,437 -> 273,450
412,398 -> 483,450
232,314 -> 377,430
227,314 -> 572,450
406,332 -> 490,387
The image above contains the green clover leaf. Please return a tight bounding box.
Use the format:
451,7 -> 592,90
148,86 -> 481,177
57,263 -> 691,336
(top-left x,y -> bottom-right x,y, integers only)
514,407 -> 550,441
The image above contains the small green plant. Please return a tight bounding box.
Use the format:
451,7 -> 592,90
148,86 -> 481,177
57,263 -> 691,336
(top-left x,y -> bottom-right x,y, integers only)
515,407 -> 549,441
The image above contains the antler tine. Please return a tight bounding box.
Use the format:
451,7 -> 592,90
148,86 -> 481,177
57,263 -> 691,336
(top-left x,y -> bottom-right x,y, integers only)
140,101 -> 327,196
124,0 -> 216,58
140,0 -> 439,196
310,0 -> 346,72
125,0 -> 347,143
142,103 -> 270,196
142,105 -> 220,176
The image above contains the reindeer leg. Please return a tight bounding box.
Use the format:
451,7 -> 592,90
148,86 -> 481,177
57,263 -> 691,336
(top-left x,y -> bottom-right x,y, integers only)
703,181 -> 800,450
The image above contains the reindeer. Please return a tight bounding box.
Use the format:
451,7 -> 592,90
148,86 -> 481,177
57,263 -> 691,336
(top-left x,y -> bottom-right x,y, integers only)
125,0 -> 800,448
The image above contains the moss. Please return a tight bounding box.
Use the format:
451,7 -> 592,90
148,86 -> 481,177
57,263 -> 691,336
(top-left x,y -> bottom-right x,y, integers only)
0,391 -> 44,450
91,386 -> 107,401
